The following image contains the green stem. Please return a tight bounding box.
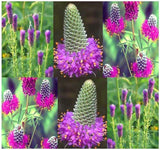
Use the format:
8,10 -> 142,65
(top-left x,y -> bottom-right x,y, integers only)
116,78 -> 120,108
112,117 -> 116,147
44,44 -> 49,73
131,20 -> 136,58
137,119 -> 140,148
40,2 -> 45,33
29,46 -> 32,76
38,65 -> 41,77
119,137 -> 123,148
21,46 -> 24,76
128,120 -> 132,148
134,77 -> 138,103
24,95 -> 29,133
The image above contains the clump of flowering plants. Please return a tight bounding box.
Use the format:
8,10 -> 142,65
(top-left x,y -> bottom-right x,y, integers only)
2,2 -> 53,77
107,77 -> 159,148
2,78 -> 58,148
103,2 -> 159,77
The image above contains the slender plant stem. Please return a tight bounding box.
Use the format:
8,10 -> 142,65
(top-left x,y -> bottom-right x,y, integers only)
40,2 -> 45,33
131,20 -> 136,58
38,65 -> 41,77
44,44 -> 49,73
116,78 -> 120,108
118,35 -> 132,76
28,109 -> 43,148
128,120 -> 132,148
29,46 -> 32,76
9,113 -> 14,129
134,77 -> 138,103
137,119 -> 140,148
112,117 -> 116,147
24,95 -> 29,133
119,137 -> 123,148
21,46 -> 24,76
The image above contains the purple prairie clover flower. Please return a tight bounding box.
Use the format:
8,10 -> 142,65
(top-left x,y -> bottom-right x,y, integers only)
103,64 -> 119,78
45,66 -> 54,77
36,79 -> 55,109
2,17 -> 6,28
106,3 -> 125,35
148,78 -> 155,99
155,93 -> 159,102
2,89 -> 19,115
120,104 -> 125,115
132,52 -> 153,77
36,30 -> 41,41
107,138 -> 113,148
12,14 -> 18,32
21,77 -> 37,96
123,1 -> 140,21
7,125 -> 29,148
28,24 -> 34,47
135,104 -> 140,120
141,14 -> 159,41
121,89 -> 128,104
41,136 -> 58,149
20,30 -> 25,46
45,30 -> 51,44
112,140 -> 115,148
126,98 -> 133,120
110,104 -> 116,117
45,69 -> 49,77
6,2 -> 13,24
117,124 -> 123,137
32,13 -> 39,30
143,89 -> 148,106
37,50 -> 44,65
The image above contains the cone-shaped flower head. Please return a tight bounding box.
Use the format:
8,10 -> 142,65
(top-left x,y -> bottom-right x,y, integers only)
120,104 -> 125,115
132,52 -> 153,77
45,30 -> 51,44
58,79 -> 106,148
106,3 -> 125,35
28,23 -> 34,47
143,89 -> 148,106
37,50 -> 44,65
54,3 -> 102,77
117,124 -> 123,137
21,77 -> 37,96
148,78 -> 155,99
103,64 -> 119,77
20,30 -> 25,46
2,89 -> 19,115
6,2 -> 13,24
41,136 -> 58,148
64,3 -> 88,52
121,88 -> 128,104
141,14 -> 159,41
126,97 -> 133,120
110,104 -> 116,117
135,104 -> 140,119
123,2 -> 140,21
107,138 -> 113,148
7,125 -> 28,148
155,93 -> 159,102
36,79 -> 55,109
12,14 -> 18,32
36,30 -> 40,41
2,17 -> 6,28
33,13 -> 39,30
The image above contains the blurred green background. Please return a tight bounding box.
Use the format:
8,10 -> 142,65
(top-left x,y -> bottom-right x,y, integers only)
107,77 -> 159,148
2,1 -> 53,77
103,2 -> 159,77
2,78 -> 58,148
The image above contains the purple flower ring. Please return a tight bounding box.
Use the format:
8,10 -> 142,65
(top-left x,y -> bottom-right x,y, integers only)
103,64 -> 119,78
41,136 -> 58,149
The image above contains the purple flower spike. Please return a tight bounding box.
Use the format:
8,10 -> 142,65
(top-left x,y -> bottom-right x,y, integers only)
36,30 -> 40,41
117,124 -> 123,138
32,13 -> 39,30
135,104 -> 140,120
28,24 -> 34,47
12,14 -> 18,32
112,141 -> 115,148
37,51 -> 44,65
148,78 -> 155,99
110,104 -> 116,117
143,89 -> 148,106
103,64 -> 119,78
107,138 -> 113,148
2,17 -> 6,28
20,30 -> 25,46
45,69 -> 49,77
120,104 -> 125,115
126,98 -> 133,120
121,89 -> 128,104
155,93 -> 159,102
47,66 -> 54,77
6,2 -> 13,24
45,30 -> 51,44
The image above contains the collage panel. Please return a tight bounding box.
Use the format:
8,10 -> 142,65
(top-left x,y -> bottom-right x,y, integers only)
107,77 -> 159,148
54,2 -> 103,78
2,78 -> 58,148
58,78 -> 107,148
103,2 -> 159,77
2,1 -> 53,77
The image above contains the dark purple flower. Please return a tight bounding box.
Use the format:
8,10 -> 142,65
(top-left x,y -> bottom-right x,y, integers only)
155,93 -> 159,102
28,24 -> 34,47
110,104 -> 116,117
107,138 -> 113,148
37,51 -> 43,65
41,136 -> 58,148
117,124 -> 123,138
2,17 -> 6,28
121,89 -> 128,104
120,104 -> 125,115
112,140 -> 115,148
135,104 -> 140,120
6,2 -> 13,24
20,30 -> 25,46
12,14 -> 17,32
36,30 -> 40,41
47,66 -> 54,77
143,89 -> 148,106
45,69 -> 49,77
126,98 -> 133,120
148,78 -> 155,99
45,30 -> 51,44
32,13 -> 39,30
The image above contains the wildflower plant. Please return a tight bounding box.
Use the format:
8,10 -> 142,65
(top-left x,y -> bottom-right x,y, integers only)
2,2 -> 53,77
